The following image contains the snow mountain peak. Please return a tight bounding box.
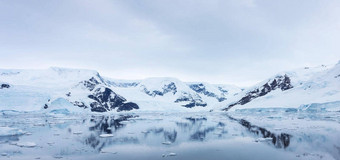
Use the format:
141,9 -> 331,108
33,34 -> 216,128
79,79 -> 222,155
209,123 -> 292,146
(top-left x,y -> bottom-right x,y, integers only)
1,61 -> 339,113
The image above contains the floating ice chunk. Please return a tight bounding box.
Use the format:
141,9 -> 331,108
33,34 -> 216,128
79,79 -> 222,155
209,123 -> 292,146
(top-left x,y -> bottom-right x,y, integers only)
53,155 -> 63,159
255,137 -> 273,142
14,142 -> 37,148
168,153 -> 177,156
0,127 -> 24,136
100,147 -> 118,154
162,141 -> 172,145
34,123 -> 45,126
1,153 -> 7,156
99,134 -> 114,138
141,131 -> 149,134
73,131 -> 82,135
162,152 -> 177,157
101,151 -> 117,154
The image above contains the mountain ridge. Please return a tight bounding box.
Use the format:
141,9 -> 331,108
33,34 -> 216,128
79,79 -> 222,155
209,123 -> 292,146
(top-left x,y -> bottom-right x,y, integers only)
0,62 -> 339,113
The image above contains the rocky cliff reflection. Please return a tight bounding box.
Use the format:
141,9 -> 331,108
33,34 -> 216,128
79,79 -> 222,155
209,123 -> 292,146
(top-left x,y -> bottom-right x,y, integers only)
1,111 -> 338,160
84,115 -> 139,151
83,113 -> 291,152
89,115 -> 138,134
227,115 -> 291,148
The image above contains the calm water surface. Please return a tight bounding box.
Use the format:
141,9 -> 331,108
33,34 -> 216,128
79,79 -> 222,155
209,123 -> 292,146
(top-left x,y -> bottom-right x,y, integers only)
0,110 -> 339,160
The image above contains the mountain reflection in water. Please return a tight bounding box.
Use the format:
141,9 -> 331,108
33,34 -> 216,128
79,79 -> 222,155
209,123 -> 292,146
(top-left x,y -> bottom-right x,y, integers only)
1,111 -> 339,160
83,113 -> 291,152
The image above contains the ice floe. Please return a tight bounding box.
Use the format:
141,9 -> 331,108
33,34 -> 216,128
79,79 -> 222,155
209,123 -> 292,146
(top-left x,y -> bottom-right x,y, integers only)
0,126 -> 25,136
99,134 -> 114,138
13,142 -> 37,148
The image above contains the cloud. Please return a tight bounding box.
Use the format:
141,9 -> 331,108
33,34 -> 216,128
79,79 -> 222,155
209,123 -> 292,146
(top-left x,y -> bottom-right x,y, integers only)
0,0 -> 340,86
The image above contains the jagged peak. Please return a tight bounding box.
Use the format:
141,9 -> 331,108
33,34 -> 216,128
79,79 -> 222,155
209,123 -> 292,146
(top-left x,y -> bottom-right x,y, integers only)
138,77 -> 186,91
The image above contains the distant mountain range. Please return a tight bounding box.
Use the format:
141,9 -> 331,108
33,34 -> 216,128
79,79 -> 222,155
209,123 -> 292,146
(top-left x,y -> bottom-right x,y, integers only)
0,61 -> 339,113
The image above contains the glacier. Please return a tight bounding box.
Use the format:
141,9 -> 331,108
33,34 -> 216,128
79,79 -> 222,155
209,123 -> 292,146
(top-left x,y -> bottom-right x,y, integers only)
0,62 -> 340,159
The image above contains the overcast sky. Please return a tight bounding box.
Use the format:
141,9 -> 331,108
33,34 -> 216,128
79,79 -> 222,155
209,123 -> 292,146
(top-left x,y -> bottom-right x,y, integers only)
1,0 -> 340,86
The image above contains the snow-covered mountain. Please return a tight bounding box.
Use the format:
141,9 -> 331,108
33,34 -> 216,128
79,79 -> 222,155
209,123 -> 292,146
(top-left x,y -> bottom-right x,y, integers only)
0,67 -> 240,112
0,67 -> 138,112
1,61 -> 339,113
107,77 -> 241,112
222,61 -> 340,111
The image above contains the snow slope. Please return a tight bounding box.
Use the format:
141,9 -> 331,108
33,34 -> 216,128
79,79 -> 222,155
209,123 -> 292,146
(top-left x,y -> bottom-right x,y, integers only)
221,62 -> 340,111
0,67 -> 100,88
0,68 -> 240,112
108,77 -> 241,112
0,67 -> 138,112
1,61 -> 338,113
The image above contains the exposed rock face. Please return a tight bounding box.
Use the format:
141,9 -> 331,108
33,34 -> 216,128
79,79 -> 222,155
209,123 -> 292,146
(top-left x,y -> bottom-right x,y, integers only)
175,92 -> 207,108
69,77 -> 139,112
107,81 -> 140,88
217,87 -> 229,96
0,83 -> 10,89
83,77 -> 101,91
225,74 -> 293,110
72,101 -> 87,108
141,82 -> 177,97
117,102 -> 139,112
189,83 -> 226,102
89,87 -> 139,112
140,81 -> 207,108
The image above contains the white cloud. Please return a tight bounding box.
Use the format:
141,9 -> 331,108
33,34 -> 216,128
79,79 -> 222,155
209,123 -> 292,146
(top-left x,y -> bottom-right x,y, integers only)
0,0 -> 339,86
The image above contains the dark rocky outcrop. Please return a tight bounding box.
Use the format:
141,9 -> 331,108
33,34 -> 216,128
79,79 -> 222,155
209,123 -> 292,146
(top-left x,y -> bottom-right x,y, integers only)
72,101 -> 87,108
88,87 -> 139,112
69,77 -> 139,112
66,92 -> 71,97
225,74 -> 293,111
0,83 -> 10,89
189,83 -> 226,102
218,87 -> 229,95
117,102 -> 139,112
181,102 -> 207,108
82,77 -> 101,91
139,81 -> 209,108
175,93 -> 207,108
107,81 -> 140,88
141,82 -> 177,97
